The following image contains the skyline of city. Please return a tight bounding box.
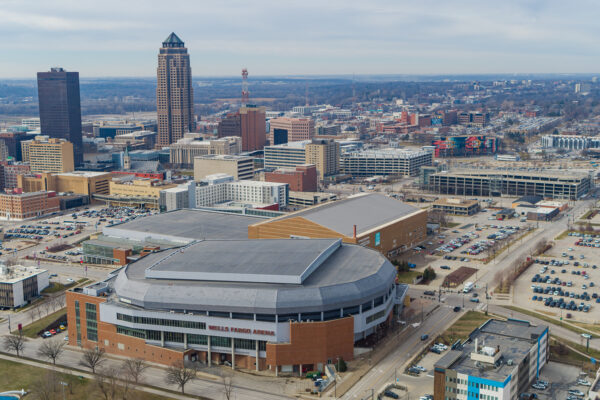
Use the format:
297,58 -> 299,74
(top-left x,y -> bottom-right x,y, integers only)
0,0 -> 599,78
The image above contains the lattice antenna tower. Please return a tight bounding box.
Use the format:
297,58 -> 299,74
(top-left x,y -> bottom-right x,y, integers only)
241,68 -> 249,106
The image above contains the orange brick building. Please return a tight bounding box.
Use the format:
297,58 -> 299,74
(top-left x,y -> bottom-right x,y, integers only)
0,190 -> 60,220
264,164 -> 318,192
67,238 -> 405,375
249,193 -> 427,258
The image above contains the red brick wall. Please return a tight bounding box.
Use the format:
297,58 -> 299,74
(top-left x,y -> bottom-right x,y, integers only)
266,317 -> 354,367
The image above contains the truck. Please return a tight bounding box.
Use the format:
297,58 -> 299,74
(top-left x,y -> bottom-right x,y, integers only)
463,282 -> 474,293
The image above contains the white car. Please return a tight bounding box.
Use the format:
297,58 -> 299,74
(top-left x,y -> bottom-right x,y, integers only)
435,343 -> 448,350
577,379 -> 591,386
413,365 -> 427,372
66,278 -> 74,283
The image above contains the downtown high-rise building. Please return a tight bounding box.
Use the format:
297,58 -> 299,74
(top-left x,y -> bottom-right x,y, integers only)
37,68 -> 83,166
156,33 -> 195,147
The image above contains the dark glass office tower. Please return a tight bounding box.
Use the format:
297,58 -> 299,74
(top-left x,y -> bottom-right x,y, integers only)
37,67 -> 83,166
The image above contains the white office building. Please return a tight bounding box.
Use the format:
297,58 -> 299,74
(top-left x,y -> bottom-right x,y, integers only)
0,263 -> 49,308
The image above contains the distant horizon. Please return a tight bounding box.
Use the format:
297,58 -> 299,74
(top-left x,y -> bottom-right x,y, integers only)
1,72 -> 599,82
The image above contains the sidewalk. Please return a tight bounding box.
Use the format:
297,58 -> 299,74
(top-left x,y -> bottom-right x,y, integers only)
0,353 -> 192,400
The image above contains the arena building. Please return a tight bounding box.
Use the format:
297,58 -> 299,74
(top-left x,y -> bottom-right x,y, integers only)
249,193 -> 428,258
67,238 -> 406,375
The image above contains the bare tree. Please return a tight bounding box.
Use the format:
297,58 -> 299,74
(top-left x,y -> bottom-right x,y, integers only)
42,300 -> 52,316
95,366 -> 119,400
3,331 -> 27,357
221,372 -> 234,400
80,347 -> 106,374
37,338 -> 66,365
165,360 -> 197,394
29,369 -> 59,400
28,309 -> 36,324
122,358 -> 149,385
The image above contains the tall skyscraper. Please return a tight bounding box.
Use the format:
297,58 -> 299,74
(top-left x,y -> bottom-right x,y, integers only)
156,33 -> 194,147
37,68 -> 83,166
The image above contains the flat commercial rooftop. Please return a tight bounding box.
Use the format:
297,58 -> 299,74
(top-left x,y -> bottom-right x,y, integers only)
103,209 -> 266,242
277,193 -> 421,236
435,319 -> 548,382
144,239 -> 341,284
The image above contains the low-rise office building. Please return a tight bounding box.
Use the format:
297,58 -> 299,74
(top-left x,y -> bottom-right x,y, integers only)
169,136 -> 242,168
434,318 -> 548,400
249,193 -> 427,257
341,149 -> 433,177
432,198 -> 480,216
17,171 -> 111,202
194,155 -> 254,181
264,139 -> 340,180
0,263 -> 49,309
265,164 -> 318,192
0,190 -> 60,220
95,179 -> 177,209
68,238 -> 406,374
423,169 -> 591,200
288,191 -> 337,209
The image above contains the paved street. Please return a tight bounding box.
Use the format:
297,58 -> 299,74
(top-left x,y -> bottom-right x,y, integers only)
341,305 -> 459,399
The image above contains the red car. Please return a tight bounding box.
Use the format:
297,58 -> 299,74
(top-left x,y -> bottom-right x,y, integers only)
49,329 -> 57,335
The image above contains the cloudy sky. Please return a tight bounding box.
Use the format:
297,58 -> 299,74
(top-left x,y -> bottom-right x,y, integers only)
0,0 -> 598,78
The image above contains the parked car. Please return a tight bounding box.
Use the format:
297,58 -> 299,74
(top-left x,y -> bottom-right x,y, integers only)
384,391 -> 400,399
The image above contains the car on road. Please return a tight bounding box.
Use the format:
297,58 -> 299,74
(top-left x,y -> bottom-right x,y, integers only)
470,298 -> 480,303
531,383 -> 546,390
421,334 -> 429,341
453,306 -> 461,312
423,291 -> 436,296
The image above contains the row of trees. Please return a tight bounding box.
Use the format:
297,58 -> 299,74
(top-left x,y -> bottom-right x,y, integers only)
2,332 -> 234,398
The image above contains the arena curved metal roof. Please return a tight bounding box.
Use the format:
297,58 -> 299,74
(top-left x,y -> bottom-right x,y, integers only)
113,239 -> 396,314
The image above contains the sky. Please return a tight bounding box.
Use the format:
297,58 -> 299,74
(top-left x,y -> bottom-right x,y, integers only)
0,0 -> 599,78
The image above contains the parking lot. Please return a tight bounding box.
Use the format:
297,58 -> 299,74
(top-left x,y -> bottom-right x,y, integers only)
514,230 -> 600,323
407,210 -> 537,290
531,361 -> 591,400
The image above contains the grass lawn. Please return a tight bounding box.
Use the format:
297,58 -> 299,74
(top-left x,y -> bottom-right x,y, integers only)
555,230 -> 570,240
443,222 -> 461,228
0,358 -> 171,400
437,311 -> 493,344
548,336 -> 598,373
503,305 -> 600,338
13,308 -> 67,338
396,270 -> 422,284
42,282 -> 71,294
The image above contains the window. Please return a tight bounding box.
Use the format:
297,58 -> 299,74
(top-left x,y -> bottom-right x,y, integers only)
208,311 -> 230,318
85,303 -> 98,342
116,313 -> 205,330
234,338 -> 255,350
277,313 -> 298,322
366,309 -> 386,324
164,331 -> 184,343
256,314 -> 276,322
188,334 -> 208,345
211,336 -> 231,348
343,305 -> 360,316
232,312 -> 254,320
300,312 -> 321,322
373,296 -> 384,307
362,300 -> 372,312
75,300 -> 81,346
323,309 -> 341,321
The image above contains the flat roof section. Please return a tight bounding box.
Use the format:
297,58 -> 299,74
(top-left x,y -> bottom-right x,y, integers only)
103,209 -> 266,243
277,193 -> 421,237
144,239 -> 341,284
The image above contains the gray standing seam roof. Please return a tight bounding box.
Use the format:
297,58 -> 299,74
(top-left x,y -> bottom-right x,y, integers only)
104,209 -> 264,241
280,193 -> 421,236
